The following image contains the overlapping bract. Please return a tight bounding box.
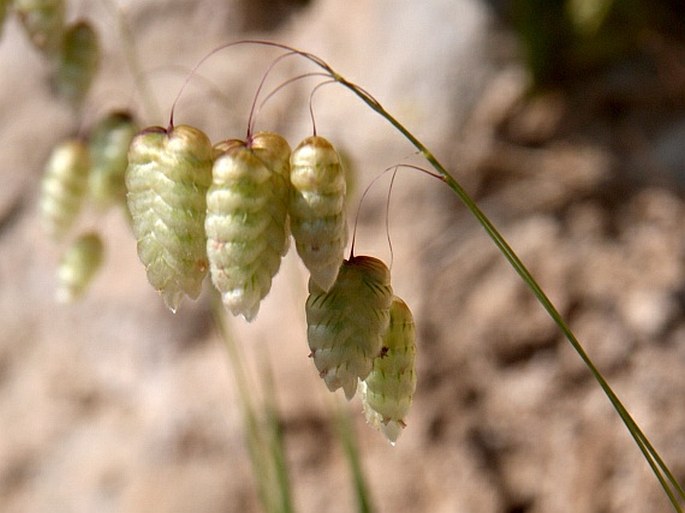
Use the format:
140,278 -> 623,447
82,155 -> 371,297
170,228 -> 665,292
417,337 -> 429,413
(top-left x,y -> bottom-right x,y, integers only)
39,137 -> 90,241
361,296 -> 417,443
290,136 -> 347,291
206,132 -> 291,321
125,124 -> 213,312
305,255 -> 393,399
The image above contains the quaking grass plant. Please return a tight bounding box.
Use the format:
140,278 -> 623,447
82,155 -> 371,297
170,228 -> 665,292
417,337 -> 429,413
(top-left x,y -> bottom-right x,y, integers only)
17,4 -> 683,508
127,40 -> 684,511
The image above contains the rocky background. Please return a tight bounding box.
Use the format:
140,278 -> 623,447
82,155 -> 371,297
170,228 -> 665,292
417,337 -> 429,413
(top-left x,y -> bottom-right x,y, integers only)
0,1 -> 684,512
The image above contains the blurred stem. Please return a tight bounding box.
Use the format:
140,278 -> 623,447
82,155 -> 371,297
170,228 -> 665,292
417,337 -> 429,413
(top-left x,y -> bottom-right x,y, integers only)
260,349 -> 296,513
333,401 -> 375,513
211,294 -> 295,513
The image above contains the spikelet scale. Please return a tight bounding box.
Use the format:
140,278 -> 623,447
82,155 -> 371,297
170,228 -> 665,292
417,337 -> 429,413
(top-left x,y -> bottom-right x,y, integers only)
125,124 -> 213,312
206,132 -> 291,321
361,296 -> 417,443
305,255 -> 393,399
56,232 -> 104,302
39,138 -> 90,241
290,136 -> 346,291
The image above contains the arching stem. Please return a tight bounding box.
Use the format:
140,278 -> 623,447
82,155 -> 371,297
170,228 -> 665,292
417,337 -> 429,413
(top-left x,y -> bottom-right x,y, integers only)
234,39 -> 685,512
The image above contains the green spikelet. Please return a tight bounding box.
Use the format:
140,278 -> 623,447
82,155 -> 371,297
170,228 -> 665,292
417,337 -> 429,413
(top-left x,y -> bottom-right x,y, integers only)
88,111 -> 138,209
0,0 -> 11,39
39,137 -> 90,241
15,0 -> 65,55
305,255 -> 393,399
361,296 -> 417,444
56,232 -> 104,303
290,136 -> 347,291
125,124 -> 213,312
205,132 -> 291,321
53,20 -> 99,106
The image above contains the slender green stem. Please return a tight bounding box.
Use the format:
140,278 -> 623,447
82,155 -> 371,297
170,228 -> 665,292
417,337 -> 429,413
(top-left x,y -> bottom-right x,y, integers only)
211,295 -> 278,513
260,351 -> 296,513
333,402 -> 375,513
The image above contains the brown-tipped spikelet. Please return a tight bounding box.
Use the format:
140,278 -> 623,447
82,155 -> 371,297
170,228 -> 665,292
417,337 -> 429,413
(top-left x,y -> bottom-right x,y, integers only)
56,232 -> 104,303
305,255 -> 393,399
39,138 -> 90,241
15,0 -> 65,55
361,296 -> 417,444
126,124 -> 213,312
290,136 -> 347,291
52,20 -> 99,106
88,111 -> 138,209
205,132 -> 291,321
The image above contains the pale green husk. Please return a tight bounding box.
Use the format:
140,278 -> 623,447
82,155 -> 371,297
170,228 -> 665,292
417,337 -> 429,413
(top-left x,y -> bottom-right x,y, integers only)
53,20 -> 99,106
14,0 -> 65,55
290,136 -> 347,291
206,132 -> 291,321
306,255 -> 393,399
125,124 -> 213,312
56,232 -> 104,303
361,296 -> 417,443
88,111 -> 138,209
39,138 -> 90,241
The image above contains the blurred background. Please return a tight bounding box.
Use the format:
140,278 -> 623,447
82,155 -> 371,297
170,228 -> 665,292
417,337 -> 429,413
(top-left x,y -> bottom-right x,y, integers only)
0,0 -> 684,512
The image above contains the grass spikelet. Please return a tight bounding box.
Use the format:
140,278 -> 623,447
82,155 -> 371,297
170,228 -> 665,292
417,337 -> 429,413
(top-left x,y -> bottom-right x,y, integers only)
88,111 -> 138,209
53,20 -> 100,106
305,255 -> 393,399
125,124 -> 213,312
206,132 -> 291,321
0,0 -> 11,38
52,20 -> 99,106
39,137 -> 90,241
290,135 -> 347,291
361,296 -> 417,444
56,232 -> 104,302
15,0 -> 65,55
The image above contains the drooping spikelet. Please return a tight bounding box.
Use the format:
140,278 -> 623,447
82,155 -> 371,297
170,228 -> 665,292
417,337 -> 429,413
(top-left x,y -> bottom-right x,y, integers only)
305,255 -> 393,399
52,20 -> 99,106
88,111 -> 138,209
56,232 -> 104,303
205,132 -> 291,321
361,296 -> 417,444
125,124 -> 213,312
15,0 -> 65,55
290,136 -> 347,291
39,137 -> 90,241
